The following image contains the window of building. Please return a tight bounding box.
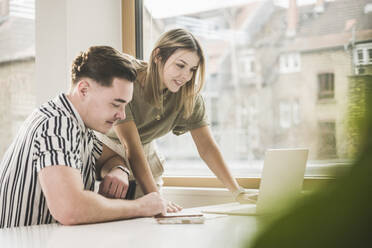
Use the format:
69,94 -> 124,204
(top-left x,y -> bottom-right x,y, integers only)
0,0 -> 36,158
239,55 -> 255,77
279,52 -> 301,73
318,73 -> 335,99
279,99 -> 301,129
354,43 -> 372,65
279,100 -> 291,128
318,121 -> 337,158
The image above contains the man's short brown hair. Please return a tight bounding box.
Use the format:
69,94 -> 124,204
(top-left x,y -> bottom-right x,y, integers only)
71,46 -> 137,87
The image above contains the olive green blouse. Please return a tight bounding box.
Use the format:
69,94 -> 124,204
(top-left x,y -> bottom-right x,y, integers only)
106,82 -> 209,145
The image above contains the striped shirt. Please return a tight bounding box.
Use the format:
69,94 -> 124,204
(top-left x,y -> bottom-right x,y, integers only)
0,94 -> 102,228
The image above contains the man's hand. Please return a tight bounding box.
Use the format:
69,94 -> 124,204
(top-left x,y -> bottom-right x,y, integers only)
136,192 -> 167,216
98,167 -> 129,199
166,201 -> 183,213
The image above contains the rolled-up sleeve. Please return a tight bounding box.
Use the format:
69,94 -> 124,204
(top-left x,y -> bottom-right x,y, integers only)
172,94 -> 210,136
33,116 -> 82,171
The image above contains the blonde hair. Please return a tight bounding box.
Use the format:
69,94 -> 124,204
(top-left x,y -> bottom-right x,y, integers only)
142,28 -> 206,119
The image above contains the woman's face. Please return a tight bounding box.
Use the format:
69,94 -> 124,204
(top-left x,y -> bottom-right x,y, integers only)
160,49 -> 199,93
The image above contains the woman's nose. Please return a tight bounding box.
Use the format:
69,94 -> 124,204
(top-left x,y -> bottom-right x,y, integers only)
181,69 -> 192,82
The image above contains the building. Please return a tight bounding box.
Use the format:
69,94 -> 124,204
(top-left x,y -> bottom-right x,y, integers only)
229,0 -> 372,160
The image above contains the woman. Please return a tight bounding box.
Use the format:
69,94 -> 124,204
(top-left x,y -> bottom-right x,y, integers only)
98,28 -> 252,212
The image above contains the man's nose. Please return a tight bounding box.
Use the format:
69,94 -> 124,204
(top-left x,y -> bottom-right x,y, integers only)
115,110 -> 126,120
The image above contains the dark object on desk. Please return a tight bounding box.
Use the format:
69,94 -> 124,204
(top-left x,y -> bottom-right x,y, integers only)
124,180 -> 136,200
155,212 -> 204,224
155,213 -> 204,218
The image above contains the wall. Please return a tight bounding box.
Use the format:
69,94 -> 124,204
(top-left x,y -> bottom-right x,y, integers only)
0,59 -> 35,156
35,0 -> 122,105
273,48 -> 351,160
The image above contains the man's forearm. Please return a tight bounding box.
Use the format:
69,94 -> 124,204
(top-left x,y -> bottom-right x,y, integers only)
58,190 -> 142,225
39,166 -> 164,225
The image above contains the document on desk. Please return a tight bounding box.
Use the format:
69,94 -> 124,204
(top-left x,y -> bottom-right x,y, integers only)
155,209 -> 205,224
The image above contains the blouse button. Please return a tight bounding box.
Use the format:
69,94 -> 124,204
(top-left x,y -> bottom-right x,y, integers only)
155,115 -> 161,120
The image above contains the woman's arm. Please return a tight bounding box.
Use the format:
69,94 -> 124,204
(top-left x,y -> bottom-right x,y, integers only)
114,121 -> 182,212
113,120 -> 159,194
191,125 -> 240,192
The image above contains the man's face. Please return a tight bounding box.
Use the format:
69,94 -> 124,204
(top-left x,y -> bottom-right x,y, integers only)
81,77 -> 133,133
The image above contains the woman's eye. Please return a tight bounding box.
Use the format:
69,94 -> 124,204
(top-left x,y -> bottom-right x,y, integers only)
176,64 -> 184,69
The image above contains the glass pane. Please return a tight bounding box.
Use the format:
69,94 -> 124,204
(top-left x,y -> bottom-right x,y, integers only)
357,49 -> 364,63
0,0 -> 36,158
143,0 -> 370,177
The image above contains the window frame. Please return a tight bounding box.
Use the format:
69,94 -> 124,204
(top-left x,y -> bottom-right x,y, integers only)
354,43 -> 372,65
279,52 -> 301,74
318,72 -> 335,100
122,0 -> 343,190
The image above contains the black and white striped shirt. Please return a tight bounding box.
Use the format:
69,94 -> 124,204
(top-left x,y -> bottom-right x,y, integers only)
0,94 -> 102,228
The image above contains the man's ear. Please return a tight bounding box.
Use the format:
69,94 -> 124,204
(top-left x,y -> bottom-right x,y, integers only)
76,80 -> 90,98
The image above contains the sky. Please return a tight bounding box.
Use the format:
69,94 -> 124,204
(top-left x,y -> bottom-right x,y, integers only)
144,0 -> 336,19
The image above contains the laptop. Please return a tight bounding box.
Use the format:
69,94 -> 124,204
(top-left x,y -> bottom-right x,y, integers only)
202,148 -> 309,216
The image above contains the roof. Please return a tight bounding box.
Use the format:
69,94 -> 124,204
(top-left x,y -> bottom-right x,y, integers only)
254,0 -> 372,52
298,0 -> 372,37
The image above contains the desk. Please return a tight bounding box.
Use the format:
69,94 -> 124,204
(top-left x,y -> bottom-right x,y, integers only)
0,206 -> 260,248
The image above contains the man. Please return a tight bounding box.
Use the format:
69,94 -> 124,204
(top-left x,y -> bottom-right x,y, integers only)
0,46 -> 166,228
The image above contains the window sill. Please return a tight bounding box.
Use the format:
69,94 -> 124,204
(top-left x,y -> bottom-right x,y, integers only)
317,98 -> 336,104
163,176 -> 335,191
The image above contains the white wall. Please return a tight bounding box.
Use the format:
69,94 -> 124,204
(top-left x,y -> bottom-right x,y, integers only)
35,0 -> 122,105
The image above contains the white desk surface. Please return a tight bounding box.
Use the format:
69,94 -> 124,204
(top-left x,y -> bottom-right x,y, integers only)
0,204 -> 260,248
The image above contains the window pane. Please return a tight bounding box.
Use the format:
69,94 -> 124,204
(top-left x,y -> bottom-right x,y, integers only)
0,0 -> 35,158
143,0 -> 370,177
357,49 -> 364,64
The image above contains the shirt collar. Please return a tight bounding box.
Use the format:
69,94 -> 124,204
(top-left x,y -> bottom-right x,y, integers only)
54,93 -> 87,131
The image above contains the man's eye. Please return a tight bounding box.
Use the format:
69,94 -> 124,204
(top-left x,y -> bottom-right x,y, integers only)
177,64 -> 184,69
112,103 -> 120,108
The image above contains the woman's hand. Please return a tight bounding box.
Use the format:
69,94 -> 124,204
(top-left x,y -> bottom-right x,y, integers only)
236,192 -> 258,204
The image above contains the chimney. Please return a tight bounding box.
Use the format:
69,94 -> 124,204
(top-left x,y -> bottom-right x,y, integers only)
286,0 -> 298,37
314,0 -> 325,14
0,0 -> 10,20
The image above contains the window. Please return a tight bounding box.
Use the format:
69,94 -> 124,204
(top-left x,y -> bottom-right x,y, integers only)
279,53 -> 301,73
318,122 -> 337,158
279,101 -> 291,128
279,99 -> 301,129
354,43 -> 372,65
142,0 -> 368,177
0,0 -> 36,158
239,54 -> 256,78
318,73 -> 335,99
